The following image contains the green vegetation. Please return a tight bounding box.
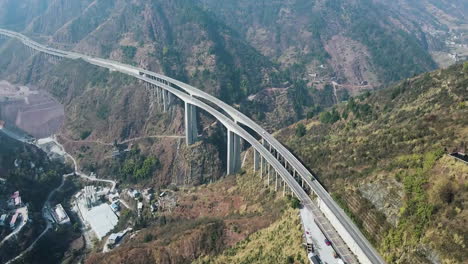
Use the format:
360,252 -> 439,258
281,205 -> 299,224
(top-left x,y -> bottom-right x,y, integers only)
80,130 -> 91,140
195,209 -> 307,264
143,233 -> 154,242
121,46 -> 137,60
345,97 -> 373,121
319,108 -> 340,124
346,0 -> 436,82
0,134 -> 70,210
280,63 -> 468,263
289,196 -> 301,209
381,150 -> 445,262
117,147 -> 161,182
177,1 -> 277,104
295,123 -> 306,137
96,103 -> 110,120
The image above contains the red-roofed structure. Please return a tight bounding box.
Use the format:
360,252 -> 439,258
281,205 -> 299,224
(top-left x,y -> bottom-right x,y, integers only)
10,191 -> 19,199
10,211 -> 20,229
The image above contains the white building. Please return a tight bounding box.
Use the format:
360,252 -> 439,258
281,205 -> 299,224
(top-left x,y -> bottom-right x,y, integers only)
76,186 -> 119,240
85,203 -> 119,240
52,204 -> 71,225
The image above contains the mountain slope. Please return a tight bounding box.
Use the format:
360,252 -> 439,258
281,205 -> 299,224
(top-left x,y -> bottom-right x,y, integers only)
1,0 -> 347,128
1,0 -> 279,103
0,133 -> 70,263
277,63 -> 468,263
84,172 -> 304,264
197,0 -> 438,89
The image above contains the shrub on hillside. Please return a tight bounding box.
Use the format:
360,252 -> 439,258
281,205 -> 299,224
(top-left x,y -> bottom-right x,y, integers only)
319,109 -> 340,124
295,123 -> 306,137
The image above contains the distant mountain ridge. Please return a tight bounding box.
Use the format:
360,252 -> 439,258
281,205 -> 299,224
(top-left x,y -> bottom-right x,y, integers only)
1,0 -> 458,101
196,0 -> 442,86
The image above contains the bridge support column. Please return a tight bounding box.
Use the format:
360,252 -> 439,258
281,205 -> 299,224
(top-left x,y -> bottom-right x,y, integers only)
260,156 -> 263,178
184,102 -> 198,146
149,85 -> 154,102
153,85 -> 158,103
168,92 -> 173,107
253,150 -> 259,171
158,87 -> 163,107
267,164 -> 270,186
275,171 -> 278,191
283,180 -> 286,197
162,90 -> 167,112
227,130 -> 241,175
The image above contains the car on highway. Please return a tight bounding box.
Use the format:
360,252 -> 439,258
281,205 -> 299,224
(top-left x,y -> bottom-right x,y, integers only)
324,238 -> 331,246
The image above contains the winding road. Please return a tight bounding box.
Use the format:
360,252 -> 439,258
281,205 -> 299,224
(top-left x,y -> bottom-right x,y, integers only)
1,135 -> 117,264
0,28 -> 385,264
0,207 -> 28,248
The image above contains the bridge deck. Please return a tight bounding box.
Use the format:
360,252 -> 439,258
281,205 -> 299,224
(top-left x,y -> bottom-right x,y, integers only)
0,28 -> 385,264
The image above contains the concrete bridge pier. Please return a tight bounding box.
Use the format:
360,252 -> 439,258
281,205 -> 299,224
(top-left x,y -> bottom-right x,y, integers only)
167,91 -> 173,107
283,180 -> 286,197
152,86 -> 157,103
157,87 -> 162,107
162,89 -> 168,112
152,85 -> 157,102
275,171 -> 278,191
227,130 -> 241,175
267,164 -> 271,186
260,156 -> 264,178
253,150 -> 260,171
184,102 -> 198,146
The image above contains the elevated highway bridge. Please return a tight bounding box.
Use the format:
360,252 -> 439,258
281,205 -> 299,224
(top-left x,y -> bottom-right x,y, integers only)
0,28 -> 385,264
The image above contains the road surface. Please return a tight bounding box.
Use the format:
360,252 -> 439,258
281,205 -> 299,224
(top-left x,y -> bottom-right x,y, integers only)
0,207 -> 29,247
0,28 -> 384,264
2,135 -> 117,264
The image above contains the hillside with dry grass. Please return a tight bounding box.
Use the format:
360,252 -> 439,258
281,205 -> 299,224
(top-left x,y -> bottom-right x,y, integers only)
277,62 -> 468,263
85,169 -> 306,264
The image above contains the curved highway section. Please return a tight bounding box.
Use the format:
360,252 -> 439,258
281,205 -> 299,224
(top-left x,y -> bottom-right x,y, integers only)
0,28 -> 385,264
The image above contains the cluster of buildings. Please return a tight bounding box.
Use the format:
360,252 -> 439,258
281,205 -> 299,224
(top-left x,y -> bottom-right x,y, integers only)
0,191 -> 26,230
126,188 -> 163,216
0,210 -> 22,230
75,186 -> 119,240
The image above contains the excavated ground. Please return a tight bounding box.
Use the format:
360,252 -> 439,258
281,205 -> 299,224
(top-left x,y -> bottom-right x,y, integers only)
0,81 -> 64,138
